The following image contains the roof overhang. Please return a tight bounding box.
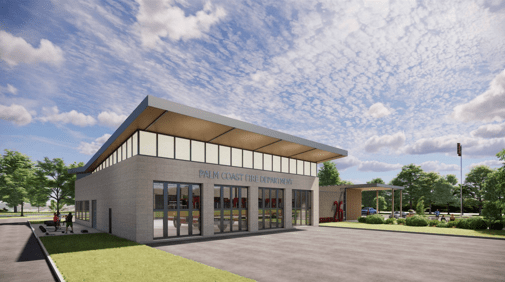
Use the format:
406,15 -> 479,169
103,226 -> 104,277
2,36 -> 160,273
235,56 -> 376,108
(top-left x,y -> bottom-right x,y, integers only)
320,184 -> 404,191
71,95 -> 348,174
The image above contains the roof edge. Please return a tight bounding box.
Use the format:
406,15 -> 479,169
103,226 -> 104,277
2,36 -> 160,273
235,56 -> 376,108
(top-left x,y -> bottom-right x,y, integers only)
146,95 -> 348,157
72,96 -> 150,174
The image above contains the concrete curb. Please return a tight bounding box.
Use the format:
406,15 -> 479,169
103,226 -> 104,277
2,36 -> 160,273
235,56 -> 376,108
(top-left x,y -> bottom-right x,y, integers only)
319,225 -> 505,241
27,221 -> 66,282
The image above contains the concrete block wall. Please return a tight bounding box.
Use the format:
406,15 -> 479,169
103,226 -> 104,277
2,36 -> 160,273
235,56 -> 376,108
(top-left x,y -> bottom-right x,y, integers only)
76,155 -> 318,244
75,156 -> 138,242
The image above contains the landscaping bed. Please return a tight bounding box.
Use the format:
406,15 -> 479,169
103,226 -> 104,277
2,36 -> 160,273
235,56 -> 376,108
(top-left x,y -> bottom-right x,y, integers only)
39,233 -> 254,282
320,221 -> 505,239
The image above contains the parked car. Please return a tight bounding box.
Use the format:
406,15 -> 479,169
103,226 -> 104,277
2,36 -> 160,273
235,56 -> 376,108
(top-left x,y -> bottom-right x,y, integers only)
361,207 -> 377,216
394,211 -> 408,218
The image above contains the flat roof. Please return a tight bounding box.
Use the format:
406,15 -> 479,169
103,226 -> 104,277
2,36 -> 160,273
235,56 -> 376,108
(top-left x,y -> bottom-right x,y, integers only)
70,95 -> 347,174
320,184 -> 404,191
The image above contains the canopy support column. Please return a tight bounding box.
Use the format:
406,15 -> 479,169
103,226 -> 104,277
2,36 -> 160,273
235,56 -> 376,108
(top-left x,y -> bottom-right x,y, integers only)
376,190 -> 379,213
391,189 -> 395,218
400,190 -> 402,216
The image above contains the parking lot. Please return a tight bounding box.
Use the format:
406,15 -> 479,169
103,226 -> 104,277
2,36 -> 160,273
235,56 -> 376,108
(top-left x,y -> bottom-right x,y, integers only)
153,226 -> 505,282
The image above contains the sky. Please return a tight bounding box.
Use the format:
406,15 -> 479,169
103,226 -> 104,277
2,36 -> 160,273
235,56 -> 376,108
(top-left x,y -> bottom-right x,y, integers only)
1,0 -> 505,189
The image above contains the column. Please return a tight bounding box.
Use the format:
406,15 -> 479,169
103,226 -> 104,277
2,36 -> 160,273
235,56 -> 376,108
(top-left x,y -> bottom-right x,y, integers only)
201,182 -> 214,237
400,190 -> 402,216
376,190 -> 379,213
249,185 -> 258,232
285,189 -> 293,228
391,189 -> 395,217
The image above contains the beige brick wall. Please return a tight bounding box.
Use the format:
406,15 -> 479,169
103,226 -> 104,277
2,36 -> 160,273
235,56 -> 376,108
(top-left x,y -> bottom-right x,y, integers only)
319,186 -> 345,219
76,155 -> 319,244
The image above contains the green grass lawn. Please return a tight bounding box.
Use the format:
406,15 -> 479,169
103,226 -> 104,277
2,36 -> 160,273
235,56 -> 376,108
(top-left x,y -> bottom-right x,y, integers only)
40,233 -> 254,282
0,215 -> 54,220
320,222 -> 505,239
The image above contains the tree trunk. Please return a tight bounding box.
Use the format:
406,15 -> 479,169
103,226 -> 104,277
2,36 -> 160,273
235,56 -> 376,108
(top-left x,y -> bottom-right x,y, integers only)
409,199 -> 413,210
447,204 -> 450,215
37,206 -> 40,213
14,206 -> 17,213
20,202 -> 24,217
429,202 -> 432,215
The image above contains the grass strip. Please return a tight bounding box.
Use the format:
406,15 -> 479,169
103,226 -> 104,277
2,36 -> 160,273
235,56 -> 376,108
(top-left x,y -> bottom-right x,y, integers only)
40,233 -> 254,282
0,215 -> 53,220
320,222 -> 505,238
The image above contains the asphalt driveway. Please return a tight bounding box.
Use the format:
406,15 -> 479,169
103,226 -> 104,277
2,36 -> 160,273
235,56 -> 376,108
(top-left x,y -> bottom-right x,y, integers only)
0,218 -> 55,282
153,226 -> 505,282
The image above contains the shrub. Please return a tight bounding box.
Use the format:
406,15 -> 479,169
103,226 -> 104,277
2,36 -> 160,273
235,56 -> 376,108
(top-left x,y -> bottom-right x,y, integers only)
468,217 -> 487,230
447,221 -> 457,228
385,218 -> 396,224
397,218 -> 406,225
358,216 -> 366,223
406,215 -> 428,226
489,220 -> 504,230
365,214 -> 384,224
437,223 -> 448,228
428,220 -> 440,227
455,218 -> 487,230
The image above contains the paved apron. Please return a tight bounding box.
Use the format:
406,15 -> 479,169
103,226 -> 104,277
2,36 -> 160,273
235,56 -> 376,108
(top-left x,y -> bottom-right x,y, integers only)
0,217 -> 55,282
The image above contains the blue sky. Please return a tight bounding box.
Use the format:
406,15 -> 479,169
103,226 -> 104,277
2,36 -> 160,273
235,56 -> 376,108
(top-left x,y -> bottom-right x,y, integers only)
1,0 -> 505,187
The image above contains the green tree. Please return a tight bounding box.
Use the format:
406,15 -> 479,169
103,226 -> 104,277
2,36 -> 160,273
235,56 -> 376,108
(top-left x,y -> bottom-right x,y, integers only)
465,165 -> 494,215
340,180 -> 354,185
0,150 -> 34,216
419,172 -> 441,214
362,178 -> 386,210
318,161 -> 341,186
27,181 -> 49,213
390,164 -> 425,209
433,175 -> 458,215
373,195 -> 387,211
49,199 -> 66,213
35,158 -> 83,215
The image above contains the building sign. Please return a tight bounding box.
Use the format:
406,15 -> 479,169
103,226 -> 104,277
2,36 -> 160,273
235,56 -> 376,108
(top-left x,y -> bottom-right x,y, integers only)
199,170 -> 293,185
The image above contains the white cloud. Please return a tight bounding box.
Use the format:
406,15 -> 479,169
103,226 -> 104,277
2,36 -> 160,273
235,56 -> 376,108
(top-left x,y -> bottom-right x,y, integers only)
332,155 -> 361,171
364,131 -> 405,153
451,69 -> 505,122
367,102 -> 391,118
402,134 -> 505,158
77,133 -> 111,155
0,30 -> 64,67
98,111 -> 127,128
39,106 -> 96,127
471,122 -> 505,138
419,161 -> 459,172
135,0 -> 226,47
0,104 -> 33,126
358,161 -> 403,172
468,160 -> 503,170
6,84 -> 18,95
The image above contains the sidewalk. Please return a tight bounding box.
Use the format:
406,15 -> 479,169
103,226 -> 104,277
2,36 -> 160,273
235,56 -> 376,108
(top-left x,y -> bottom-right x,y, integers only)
0,218 -> 55,282
32,221 -> 103,238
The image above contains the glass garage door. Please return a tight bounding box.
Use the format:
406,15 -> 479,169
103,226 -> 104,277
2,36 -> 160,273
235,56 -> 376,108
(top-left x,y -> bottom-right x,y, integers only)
153,182 -> 201,239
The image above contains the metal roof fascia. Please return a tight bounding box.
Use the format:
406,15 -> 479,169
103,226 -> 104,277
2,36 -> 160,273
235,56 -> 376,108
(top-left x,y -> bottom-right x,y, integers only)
146,95 -> 348,157
68,96 -> 150,174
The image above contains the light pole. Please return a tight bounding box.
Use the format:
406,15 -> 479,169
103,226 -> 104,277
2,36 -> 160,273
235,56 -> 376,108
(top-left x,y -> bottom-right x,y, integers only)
457,143 -> 463,216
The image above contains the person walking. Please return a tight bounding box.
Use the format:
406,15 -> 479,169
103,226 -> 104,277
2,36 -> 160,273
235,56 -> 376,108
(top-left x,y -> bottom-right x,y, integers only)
53,213 -> 58,232
65,212 -> 74,234
435,209 -> 440,219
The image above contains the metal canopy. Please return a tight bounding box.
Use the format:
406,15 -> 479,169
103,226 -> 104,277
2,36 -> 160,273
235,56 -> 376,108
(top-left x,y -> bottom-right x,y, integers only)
70,95 -> 348,174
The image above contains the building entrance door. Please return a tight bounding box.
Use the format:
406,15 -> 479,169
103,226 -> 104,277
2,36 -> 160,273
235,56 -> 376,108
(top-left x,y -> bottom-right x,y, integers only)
153,182 -> 201,239
92,200 -> 97,228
